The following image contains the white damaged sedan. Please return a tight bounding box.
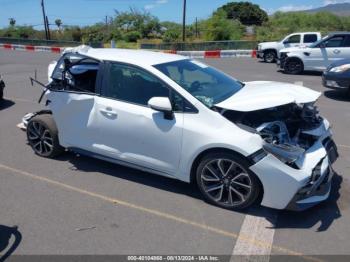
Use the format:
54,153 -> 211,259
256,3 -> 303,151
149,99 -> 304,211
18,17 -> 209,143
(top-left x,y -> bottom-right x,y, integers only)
25,46 -> 338,211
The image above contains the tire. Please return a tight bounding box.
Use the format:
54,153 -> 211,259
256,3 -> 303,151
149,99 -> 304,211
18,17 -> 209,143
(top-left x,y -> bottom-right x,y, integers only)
196,152 -> 261,210
0,89 -> 3,100
263,50 -> 276,63
284,58 -> 304,74
26,114 -> 64,158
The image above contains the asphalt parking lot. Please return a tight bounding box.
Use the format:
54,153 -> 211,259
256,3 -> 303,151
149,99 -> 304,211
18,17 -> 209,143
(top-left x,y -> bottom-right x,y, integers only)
0,49 -> 349,260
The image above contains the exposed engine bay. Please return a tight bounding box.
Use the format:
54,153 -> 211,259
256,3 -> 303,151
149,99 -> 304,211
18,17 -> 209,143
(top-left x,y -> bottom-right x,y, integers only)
220,103 -> 325,165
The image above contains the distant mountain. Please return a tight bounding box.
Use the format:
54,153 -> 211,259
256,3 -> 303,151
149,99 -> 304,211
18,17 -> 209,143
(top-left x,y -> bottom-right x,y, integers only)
305,3 -> 350,16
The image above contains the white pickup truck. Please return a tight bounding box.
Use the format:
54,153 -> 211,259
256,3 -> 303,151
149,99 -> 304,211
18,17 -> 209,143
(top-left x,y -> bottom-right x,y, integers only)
257,32 -> 322,63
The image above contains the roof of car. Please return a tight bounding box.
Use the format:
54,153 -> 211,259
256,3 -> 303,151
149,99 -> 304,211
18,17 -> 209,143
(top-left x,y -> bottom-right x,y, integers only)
328,31 -> 350,36
65,45 -> 186,67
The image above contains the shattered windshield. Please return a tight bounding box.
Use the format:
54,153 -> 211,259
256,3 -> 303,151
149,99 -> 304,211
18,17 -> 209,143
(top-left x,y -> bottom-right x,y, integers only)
154,59 -> 243,108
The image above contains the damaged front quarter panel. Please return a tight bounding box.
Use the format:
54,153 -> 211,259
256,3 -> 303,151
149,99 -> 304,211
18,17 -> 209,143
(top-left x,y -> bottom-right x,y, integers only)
219,100 -> 329,168
217,96 -> 338,209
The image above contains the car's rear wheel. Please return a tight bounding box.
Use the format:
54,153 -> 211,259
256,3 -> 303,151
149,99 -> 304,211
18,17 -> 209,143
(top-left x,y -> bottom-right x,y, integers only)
284,58 -> 303,74
26,114 -> 64,158
196,152 -> 261,210
263,50 -> 276,63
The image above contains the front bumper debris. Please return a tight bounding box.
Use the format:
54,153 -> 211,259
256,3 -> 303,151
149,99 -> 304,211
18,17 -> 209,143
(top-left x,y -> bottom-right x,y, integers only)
250,119 -> 338,210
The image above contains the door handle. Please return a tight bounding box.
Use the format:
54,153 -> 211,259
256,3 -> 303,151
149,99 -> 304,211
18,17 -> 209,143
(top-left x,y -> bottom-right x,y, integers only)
333,49 -> 340,54
100,107 -> 117,117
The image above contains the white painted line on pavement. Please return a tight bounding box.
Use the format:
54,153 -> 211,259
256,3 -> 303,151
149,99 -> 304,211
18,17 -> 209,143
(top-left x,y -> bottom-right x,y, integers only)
339,144 -> 350,150
231,210 -> 278,261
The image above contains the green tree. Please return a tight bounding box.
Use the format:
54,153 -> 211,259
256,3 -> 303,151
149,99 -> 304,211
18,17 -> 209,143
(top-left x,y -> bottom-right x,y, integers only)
113,8 -> 161,39
204,9 -> 244,41
161,21 -> 181,42
218,1 -> 268,26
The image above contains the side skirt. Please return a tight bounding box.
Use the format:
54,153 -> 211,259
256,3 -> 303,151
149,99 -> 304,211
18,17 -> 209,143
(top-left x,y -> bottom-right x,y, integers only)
68,147 -> 179,181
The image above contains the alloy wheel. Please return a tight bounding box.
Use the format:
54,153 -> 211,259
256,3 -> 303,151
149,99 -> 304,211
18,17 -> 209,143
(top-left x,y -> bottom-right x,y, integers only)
200,159 -> 252,207
27,121 -> 54,156
286,60 -> 302,74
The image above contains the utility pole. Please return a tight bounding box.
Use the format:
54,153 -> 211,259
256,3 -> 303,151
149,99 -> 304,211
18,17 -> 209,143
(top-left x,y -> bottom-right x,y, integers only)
182,0 -> 186,42
195,17 -> 198,38
41,0 -> 48,40
46,15 -> 51,40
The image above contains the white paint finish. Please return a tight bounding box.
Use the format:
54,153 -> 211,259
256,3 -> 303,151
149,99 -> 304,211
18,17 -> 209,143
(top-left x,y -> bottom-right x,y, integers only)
215,81 -> 321,112
39,48 -> 336,210
69,46 -> 186,67
258,32 -> 321,57
93,96 -> 184,174
281,33 -> 350,72
232,211 -> 278,259
148,97 -> 172,112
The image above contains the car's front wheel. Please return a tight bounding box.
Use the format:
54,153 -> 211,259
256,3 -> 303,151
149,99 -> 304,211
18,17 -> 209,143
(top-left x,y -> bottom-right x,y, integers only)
263,50 -> 276,63
27,114 -> 64,158
284,58 -> 303,74
196,152 -> 261,210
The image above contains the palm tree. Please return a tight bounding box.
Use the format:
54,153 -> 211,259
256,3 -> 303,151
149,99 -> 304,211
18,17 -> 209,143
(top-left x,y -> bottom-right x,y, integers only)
9,18 -> 16,27
55,19 -> 62,31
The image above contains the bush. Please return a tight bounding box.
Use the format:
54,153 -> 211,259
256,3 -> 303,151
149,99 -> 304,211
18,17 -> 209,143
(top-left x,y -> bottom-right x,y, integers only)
123,31 -> 142,42
204,10 -> 244,41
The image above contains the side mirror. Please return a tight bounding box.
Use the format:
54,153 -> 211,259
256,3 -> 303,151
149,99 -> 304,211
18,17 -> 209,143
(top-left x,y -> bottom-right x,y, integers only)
148,97 -> 173,120
283,40 -> 289,45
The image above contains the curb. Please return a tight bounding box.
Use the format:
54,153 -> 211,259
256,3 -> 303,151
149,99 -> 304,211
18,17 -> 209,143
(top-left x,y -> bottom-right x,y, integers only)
0,43 -> 257,59
0,43 -> 64,53
164,49 -> 256,58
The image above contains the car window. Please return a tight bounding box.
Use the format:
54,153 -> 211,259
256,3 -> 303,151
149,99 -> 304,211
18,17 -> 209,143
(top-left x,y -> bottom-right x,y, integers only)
343,36 -> 350,47
325,36 -> 345,48
286,35 -> 300,44
105,63 -> 188,111
154,59 -> 243,108
304,34 -> 318,43
51,54 -> 99,94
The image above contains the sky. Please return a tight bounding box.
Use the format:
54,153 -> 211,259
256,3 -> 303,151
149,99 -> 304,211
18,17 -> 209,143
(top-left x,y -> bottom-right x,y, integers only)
0,0 -> 349,29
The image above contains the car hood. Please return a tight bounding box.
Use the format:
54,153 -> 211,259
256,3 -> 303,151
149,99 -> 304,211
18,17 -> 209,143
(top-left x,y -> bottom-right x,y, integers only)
215,81 -> 321,112
259,41 -> 278,47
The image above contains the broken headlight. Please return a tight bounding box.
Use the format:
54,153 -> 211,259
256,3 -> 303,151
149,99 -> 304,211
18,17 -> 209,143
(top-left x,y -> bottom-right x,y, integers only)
262,142 -> 305,164
258,121 -> 305,164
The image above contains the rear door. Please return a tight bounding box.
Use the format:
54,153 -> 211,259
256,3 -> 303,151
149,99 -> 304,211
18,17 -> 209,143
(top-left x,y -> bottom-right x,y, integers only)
302,33 -> 318,46
47,54 -> 102,151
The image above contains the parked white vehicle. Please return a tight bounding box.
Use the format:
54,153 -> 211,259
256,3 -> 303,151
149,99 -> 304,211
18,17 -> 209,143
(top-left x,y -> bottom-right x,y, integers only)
279,32 -> 350,74
24,46 -> 338,211
257,32 -> 321,63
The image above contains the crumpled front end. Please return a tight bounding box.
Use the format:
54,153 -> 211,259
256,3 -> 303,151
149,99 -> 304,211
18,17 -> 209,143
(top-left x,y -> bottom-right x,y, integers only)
220,102 -> 338,210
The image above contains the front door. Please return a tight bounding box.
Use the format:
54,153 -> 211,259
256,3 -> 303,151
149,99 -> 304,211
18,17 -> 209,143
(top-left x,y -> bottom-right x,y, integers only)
94,62 -> 184,175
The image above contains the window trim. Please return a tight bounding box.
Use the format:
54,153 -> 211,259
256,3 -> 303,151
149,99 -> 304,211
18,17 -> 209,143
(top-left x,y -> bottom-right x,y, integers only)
101,61 -> 198,114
